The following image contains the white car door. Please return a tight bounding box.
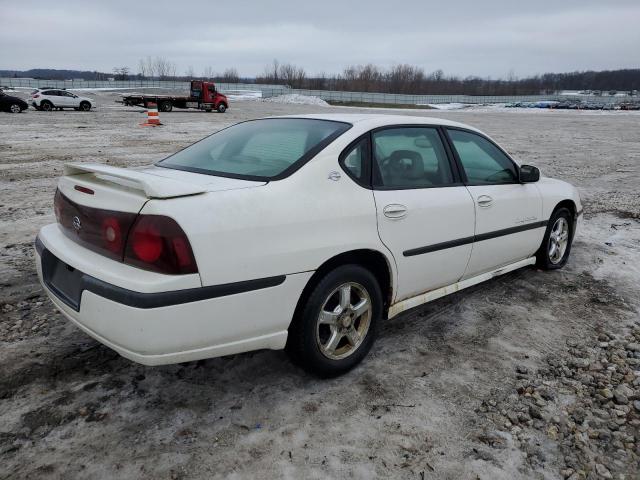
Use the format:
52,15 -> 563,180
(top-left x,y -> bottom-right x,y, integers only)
41,90 -> 60,107
445,128 -> 544,278
366,126 -> 476,302
60,91 -> 79,107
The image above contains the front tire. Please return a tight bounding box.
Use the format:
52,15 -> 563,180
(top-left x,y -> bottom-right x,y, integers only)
9,103 -> 22,113
79,101 -> 91,111
536,207 -> 573,269
217,103 -> 227,113
286,265 -> 382,377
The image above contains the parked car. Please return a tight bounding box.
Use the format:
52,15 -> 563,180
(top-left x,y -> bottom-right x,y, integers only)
31,88 -> 93,111
36,114 -> 582,376
0,90 -> 28,113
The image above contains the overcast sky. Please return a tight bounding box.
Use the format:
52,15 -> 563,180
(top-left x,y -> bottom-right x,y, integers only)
1,1 -> 639,78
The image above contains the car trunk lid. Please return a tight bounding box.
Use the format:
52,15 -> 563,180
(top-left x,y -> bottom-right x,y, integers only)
56,162 -> 266,260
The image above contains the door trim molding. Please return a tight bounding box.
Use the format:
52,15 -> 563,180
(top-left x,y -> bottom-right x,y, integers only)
403,220 -> 547,257
388,256 -> 536,318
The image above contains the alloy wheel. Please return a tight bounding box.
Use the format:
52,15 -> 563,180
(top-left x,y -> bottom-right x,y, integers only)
316,282 -> 372,360
548,217 -> 569,264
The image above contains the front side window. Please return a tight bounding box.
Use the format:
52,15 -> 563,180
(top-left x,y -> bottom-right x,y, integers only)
372,127 -> 454,188
158,118 -> 351,180
447,129 -> 517,185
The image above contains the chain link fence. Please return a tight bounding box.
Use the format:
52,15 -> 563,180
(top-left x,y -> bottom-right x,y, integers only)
1,78 -> 633,105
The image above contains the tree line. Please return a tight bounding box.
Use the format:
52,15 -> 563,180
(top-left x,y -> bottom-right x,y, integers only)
255,61 -> 640,95
3,60 -> 639,95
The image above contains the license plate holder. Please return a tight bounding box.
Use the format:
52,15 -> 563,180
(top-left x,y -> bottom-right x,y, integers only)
42,250 -> 83,311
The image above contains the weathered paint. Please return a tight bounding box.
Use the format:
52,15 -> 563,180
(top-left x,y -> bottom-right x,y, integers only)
387,257 -> 537,318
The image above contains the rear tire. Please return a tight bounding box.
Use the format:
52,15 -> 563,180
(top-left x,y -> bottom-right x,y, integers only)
286,264 -> 382,377
217,103 -> 227,113
536,207 -> 573,270
159,101 -> 172,112
40,101 -> 53,111
79,101 -> 91,111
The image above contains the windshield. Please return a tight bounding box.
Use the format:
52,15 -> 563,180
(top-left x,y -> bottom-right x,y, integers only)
157,118 -> 351,180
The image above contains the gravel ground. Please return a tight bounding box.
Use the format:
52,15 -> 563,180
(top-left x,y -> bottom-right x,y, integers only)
1,93 -> 639,479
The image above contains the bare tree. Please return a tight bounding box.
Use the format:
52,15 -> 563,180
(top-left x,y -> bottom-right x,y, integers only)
138,59 -> 148,79
185,66 -> 195,79
202,66 -> 215,80
387,64 -> 424,94
139,56 -> 157,78
258,59 -> 280,83
112,67 -> 130,81
257,60 -> 306,87
279,63 -> 306,88
220,68 -> 239,83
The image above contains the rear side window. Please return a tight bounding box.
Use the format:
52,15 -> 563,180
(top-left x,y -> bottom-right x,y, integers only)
158,118 -> 351,180
340,137 -> 369,184
42,90 -> 57,96
372,127 -> 454,188
448,129 -> 517,185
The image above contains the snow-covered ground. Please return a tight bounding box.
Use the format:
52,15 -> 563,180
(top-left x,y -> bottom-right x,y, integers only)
1,96 -> 639,479
263,93 -> 329,106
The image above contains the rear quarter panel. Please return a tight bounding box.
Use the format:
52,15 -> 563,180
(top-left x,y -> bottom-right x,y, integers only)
140,143 -> 394,288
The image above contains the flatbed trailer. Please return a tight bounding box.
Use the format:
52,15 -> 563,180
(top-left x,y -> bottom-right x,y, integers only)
120,80 -> 228,113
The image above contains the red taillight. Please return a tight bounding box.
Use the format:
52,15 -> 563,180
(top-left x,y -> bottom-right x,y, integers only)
33,94 -> 40,98
124,215 -> 197,275
130,217 -> 163,263
54,189 -> 136,261
54,190 -> 197,275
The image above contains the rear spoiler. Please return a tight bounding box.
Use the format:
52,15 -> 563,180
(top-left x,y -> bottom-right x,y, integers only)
64,163 -> 206,199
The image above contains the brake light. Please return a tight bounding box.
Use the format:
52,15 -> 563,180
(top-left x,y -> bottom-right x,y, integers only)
124,215 -> 197,274
74,185 -> 94,195
33,94 -> 40,98
53,190 -> 197,275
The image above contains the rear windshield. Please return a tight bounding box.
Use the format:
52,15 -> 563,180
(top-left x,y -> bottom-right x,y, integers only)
157,118 -> 351,180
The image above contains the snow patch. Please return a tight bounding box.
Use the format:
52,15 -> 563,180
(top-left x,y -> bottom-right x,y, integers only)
222,90 -> 262,101
422,102 -> 470,110
263,94 -> 329,106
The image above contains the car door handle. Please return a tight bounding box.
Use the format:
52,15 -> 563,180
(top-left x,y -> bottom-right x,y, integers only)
383,204 -> 408,219
477,195 -> 493,208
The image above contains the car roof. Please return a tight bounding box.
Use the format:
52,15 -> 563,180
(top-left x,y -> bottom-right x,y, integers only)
272,113 -> 483,133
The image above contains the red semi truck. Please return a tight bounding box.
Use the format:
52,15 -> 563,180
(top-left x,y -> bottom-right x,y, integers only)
120,80 -> 229,113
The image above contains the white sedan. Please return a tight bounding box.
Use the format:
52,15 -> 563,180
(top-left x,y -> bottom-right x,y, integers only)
36,114 -> 582,376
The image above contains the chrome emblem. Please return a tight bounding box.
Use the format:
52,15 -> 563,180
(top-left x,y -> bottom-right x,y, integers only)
72,216 -> 82,231
328,171 -> 341,181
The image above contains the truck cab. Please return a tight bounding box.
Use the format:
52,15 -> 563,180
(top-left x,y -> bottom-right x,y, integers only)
190,81 -> 228,112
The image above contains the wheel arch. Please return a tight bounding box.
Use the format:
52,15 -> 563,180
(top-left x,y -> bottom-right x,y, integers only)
290,249 -> 395,327
553,199 -> 577,218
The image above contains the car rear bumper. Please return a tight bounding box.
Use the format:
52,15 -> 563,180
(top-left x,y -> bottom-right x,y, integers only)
36,227 -> 312,365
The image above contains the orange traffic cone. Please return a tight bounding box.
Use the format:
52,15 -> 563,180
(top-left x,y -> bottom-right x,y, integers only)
140,102 -> 162,127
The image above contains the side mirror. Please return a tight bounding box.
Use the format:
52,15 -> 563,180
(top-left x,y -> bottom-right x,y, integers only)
519,164 -> 540,183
